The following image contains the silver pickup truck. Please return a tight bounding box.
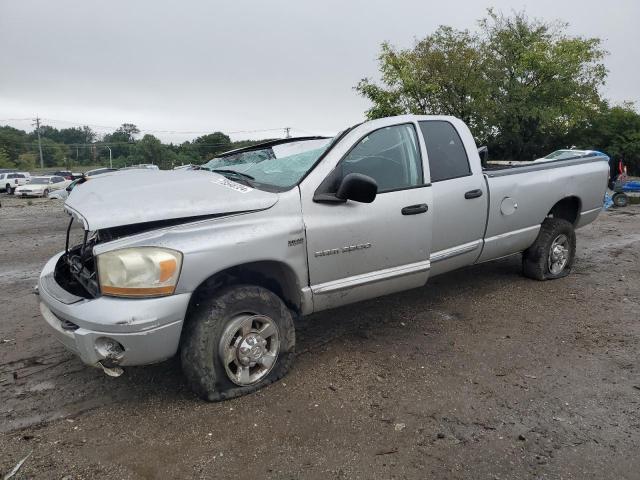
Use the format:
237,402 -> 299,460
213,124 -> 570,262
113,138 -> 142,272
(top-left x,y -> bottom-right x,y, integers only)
37,115 -> 608,401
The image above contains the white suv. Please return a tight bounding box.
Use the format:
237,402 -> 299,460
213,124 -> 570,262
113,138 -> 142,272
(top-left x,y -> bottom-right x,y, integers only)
1,172 -> 29,194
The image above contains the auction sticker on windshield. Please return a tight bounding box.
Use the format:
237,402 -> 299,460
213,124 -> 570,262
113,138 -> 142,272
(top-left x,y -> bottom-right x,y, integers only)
211,177 -> 253,193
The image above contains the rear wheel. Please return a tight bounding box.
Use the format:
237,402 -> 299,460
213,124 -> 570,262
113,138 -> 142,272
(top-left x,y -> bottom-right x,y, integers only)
522,218 -> 576,280
43,189 -> 49,197
612,192 -> 629,208
180,284 -> 295,401
5,184 -> 12,195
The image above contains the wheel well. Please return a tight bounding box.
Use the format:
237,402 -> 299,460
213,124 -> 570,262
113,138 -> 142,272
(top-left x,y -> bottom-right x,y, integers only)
547,196 -> 581,225
191,261 -> 302,314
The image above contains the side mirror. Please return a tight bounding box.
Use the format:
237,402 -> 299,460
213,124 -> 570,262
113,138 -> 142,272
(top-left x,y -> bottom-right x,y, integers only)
477,146 -> 489,167
336,173 -> 377,203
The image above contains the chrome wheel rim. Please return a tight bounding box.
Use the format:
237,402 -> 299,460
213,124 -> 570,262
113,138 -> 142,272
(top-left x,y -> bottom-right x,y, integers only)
548,234 -> 570,274
219,314 -> 280,386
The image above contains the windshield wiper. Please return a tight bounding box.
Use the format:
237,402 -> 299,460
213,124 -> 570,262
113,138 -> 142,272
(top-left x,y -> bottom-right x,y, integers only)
211,169 -> 255,185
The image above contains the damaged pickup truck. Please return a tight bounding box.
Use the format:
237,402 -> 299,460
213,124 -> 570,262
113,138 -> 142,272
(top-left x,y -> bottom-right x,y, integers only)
37,115 -> 609,401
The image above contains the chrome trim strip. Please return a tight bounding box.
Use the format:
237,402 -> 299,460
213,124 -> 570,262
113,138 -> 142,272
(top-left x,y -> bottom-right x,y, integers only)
484,225 -> 540,243
311,260 -> 430,295
580,207 -> 602,216
430,239 -> 482,263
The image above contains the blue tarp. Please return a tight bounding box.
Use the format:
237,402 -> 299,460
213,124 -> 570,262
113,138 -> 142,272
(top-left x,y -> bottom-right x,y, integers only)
622,180 -> 640,193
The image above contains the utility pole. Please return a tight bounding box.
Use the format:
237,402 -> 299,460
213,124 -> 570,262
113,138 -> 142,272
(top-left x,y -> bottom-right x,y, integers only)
284,127 -> 291,139
33,116 -> 44,169
105,146 -> 112,168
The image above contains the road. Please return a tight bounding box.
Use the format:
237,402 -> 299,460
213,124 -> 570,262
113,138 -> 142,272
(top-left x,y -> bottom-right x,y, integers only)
1,195 -> 639,479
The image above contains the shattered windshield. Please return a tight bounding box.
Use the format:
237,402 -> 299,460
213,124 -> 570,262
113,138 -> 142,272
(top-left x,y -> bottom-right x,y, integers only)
203,138 -> 332,191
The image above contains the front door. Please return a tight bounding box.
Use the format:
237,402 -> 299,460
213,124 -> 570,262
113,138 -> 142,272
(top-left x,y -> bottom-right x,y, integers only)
300,122 -> 433,312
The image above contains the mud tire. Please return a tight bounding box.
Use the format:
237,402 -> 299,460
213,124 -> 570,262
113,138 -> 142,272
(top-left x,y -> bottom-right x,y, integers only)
522,218 -> 576,281
180,285 -> 295,401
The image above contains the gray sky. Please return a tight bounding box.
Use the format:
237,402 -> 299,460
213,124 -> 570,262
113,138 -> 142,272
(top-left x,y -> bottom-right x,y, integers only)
1,0 -> 638,143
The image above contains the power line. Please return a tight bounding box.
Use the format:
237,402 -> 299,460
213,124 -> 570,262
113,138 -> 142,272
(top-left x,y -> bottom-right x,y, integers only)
33,117 -> 291,136
20,141 -> 249,148
2,116 -> 322,138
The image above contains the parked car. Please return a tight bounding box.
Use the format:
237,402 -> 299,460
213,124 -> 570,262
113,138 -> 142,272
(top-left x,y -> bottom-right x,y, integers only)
534,149 -> 600,162
84,167 -> 119,177
37,115 -> 608,401
51,170 -> 74,180
0,172 -> 29,194
15,175 -> 70,197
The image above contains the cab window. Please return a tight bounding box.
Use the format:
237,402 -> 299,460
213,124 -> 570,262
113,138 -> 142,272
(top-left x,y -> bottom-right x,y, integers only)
419,121 -> 471,182
340,124 -> 423,192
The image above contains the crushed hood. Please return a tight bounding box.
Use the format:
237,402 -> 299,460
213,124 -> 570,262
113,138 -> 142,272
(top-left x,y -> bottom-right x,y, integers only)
64,169 -> 279,231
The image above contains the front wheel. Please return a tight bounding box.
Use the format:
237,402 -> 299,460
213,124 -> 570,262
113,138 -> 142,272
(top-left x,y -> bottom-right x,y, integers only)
180,284 -> 295,401
522,218 -> 576,280
42,189 -> 49,197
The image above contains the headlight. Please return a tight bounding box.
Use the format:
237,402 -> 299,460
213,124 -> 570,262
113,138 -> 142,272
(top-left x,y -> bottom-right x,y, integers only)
97,247 -> 183,298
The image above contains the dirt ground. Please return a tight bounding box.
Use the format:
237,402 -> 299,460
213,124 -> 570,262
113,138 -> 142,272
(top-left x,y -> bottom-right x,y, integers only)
0,194 -> 639,479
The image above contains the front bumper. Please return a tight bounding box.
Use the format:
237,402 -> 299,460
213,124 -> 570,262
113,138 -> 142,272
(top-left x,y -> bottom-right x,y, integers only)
16,190 -> 43,197
38,252 -> 192,366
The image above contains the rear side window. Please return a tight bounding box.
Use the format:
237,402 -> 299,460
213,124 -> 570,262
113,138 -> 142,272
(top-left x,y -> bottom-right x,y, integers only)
419,121 -> 471,182
340,124 -> 423,192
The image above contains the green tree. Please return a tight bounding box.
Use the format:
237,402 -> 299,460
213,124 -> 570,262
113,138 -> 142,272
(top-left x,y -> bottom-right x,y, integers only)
356,26 -> 491,140
134,134 -> 165,166
481,10 -> 607,160
102,123 -> 140,159
0,148 -> 12,168
39,138 -> 68,167
0,126 -> 28,162
16,152 -> 38,171
568,103 -> 640,174
192,132 -> 231,160
356,10 -> 608,160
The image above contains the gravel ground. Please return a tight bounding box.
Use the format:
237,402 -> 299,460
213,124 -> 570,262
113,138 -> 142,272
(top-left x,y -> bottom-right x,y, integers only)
0,194 -> 639,479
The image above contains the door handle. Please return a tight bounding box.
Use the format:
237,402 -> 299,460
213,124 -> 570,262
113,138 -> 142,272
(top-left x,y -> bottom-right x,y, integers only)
464,189 -> 483,199
401,203 -> 428,215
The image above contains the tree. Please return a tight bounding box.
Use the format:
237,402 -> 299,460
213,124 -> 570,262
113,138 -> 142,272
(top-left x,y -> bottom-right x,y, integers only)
39,138 -> 68,167
356,26 -> 491,141
356,10 -> 608,160
102,123 -> 140,159
134,134 -> 165,166
481,10 -> 607,160
0,148 -> 12,168
192,132 -> 231,160
116,123 -> 140,142
568,103 -> 640,175
16,152 -> 37,171
0,126 -> 28,163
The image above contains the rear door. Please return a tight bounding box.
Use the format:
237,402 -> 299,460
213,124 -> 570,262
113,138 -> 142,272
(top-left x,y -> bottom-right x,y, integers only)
301,122 -> 433,312
418,120 -> 488,275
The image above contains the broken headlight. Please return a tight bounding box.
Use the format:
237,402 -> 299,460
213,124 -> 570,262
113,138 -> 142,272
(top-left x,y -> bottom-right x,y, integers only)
97,247 -> 183,298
